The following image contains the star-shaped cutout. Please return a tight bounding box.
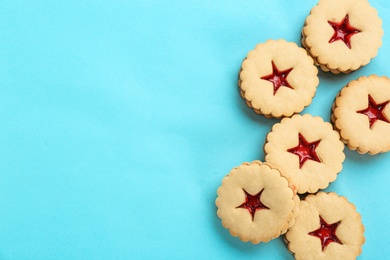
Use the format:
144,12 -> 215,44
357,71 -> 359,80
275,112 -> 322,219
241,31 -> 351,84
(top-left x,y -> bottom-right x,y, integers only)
309,216 -> 342,251
287,133 -> 321,169
328,14 -> 361,49
357,95 -> 389,129
261,61 -> 293,95
236,188 -> 269,221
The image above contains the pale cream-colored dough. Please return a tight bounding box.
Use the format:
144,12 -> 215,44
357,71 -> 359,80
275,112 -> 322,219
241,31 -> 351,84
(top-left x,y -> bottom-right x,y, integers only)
239,39 -> 319,118
264,114 -> 345,194
286,192 -> 365,260
303,0 -> 383,73
215,161 -> 299,244
333,75 -> 390,154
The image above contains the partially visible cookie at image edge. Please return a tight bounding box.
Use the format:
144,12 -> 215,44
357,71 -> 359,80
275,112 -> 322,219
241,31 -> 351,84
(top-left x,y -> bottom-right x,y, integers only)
285,192 -> 365,260
302,0 -> 383,73
332,75 -> 390,154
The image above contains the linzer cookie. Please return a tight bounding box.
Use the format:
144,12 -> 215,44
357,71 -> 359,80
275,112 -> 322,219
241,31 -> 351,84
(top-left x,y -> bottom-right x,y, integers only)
264,114 -> 345,194
302,0 -> 383,73
239,39 -> 319,118
332,75 -> 390,154
215,161 -> 299,244
285,192 -> 365,260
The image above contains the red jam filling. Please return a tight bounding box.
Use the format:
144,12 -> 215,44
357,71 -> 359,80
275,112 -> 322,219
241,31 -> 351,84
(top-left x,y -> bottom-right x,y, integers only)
236,188 -> 269,221
357,95 -> 389,129
328,14 -> 361,49
287,133 -> 321,169
261,61 -> 293,95
309,216 -> 342,251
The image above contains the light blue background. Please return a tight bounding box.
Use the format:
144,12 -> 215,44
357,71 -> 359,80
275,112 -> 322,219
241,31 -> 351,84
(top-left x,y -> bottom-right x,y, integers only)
0,0 -> 389,259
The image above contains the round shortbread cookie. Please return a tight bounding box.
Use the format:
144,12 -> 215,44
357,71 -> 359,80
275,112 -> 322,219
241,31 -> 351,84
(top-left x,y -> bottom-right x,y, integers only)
285,192 -> 365,260
239,39 -> 319,118
332,75 -> 390,154
302,0 -> 383,73
264,114 -> 345,194
215,161 -> 299,244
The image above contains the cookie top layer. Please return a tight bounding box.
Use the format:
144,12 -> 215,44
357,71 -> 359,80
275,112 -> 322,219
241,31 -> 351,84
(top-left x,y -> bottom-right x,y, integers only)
286,192 -> 365,260
303,0 -> 383,72
239,39 -> 319,118
264,114 -> 345,194
215,161 -> 299,244
333,75 -> 390,154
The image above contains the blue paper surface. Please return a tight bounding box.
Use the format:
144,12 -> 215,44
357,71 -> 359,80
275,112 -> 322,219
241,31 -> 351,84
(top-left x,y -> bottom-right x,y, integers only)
0,0 -> 389,259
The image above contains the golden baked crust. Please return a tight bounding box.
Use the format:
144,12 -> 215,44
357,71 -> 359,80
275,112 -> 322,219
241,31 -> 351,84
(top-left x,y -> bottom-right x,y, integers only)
285,192 -> 365,260
332,75 -> 390,154
215,161 -> 299,244
264,114 -> 345,194
239,39 -> 319,118
302,0 -> 383,73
